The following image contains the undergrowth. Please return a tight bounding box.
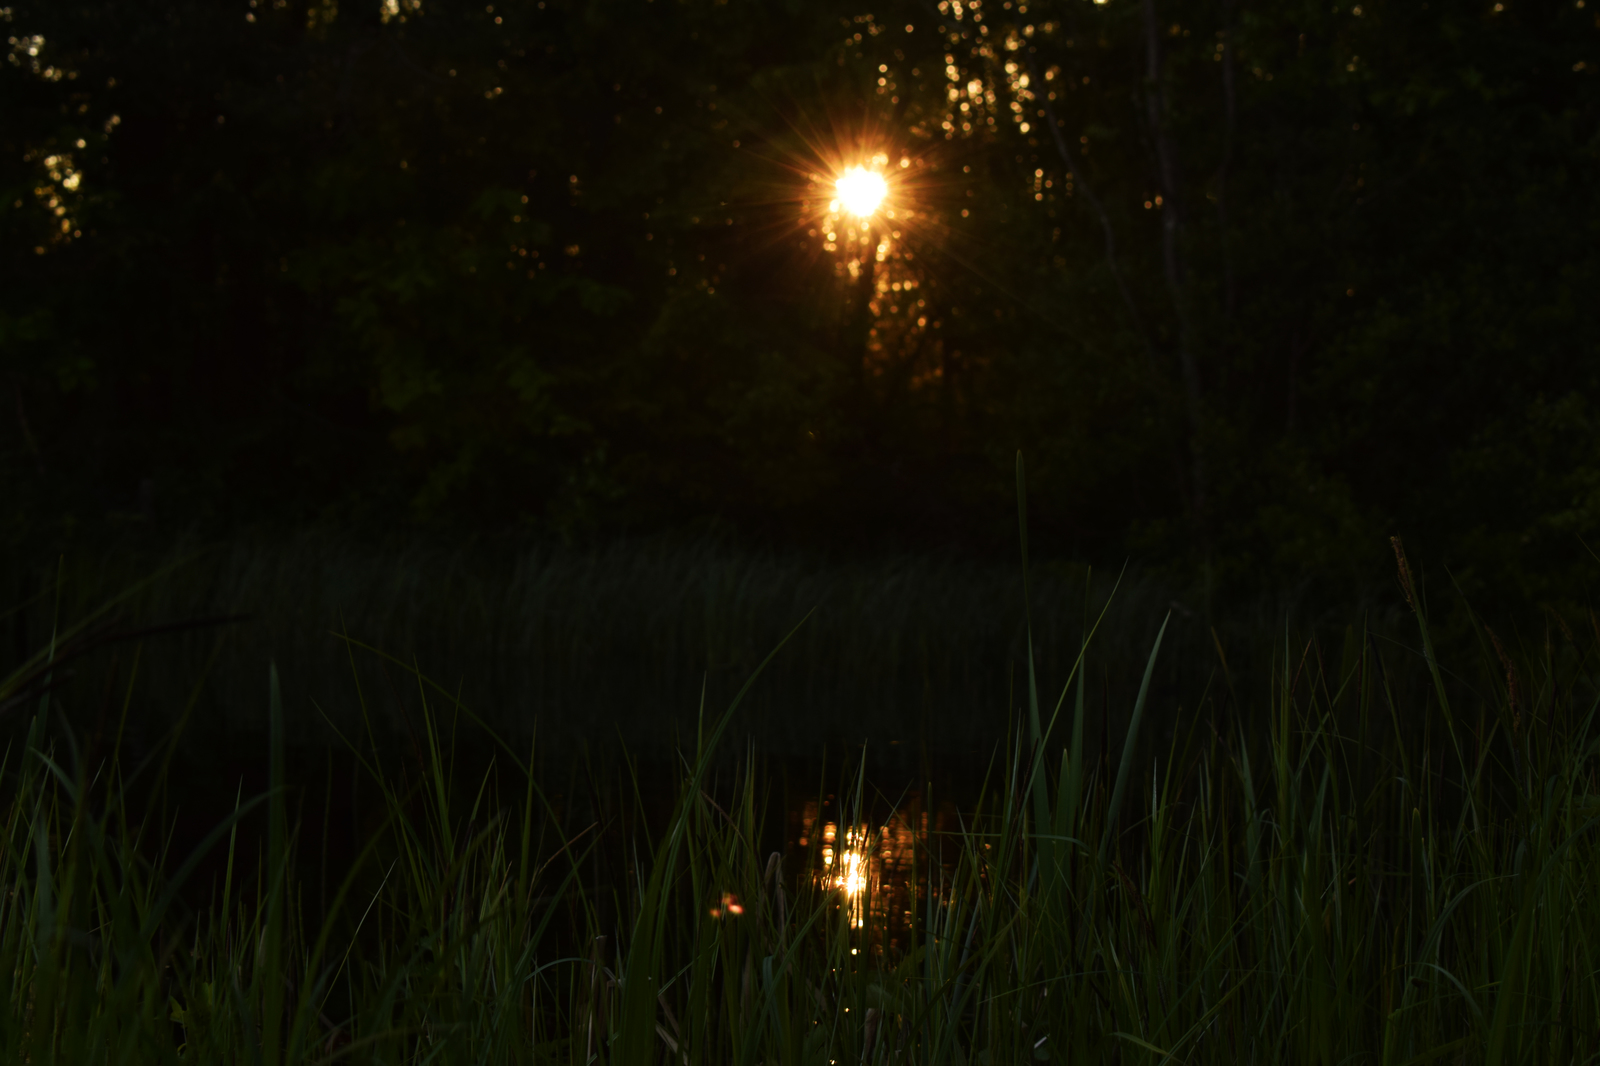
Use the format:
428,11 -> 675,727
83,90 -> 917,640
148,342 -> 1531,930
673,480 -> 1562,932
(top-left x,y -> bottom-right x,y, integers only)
2,507 -> 1599,1062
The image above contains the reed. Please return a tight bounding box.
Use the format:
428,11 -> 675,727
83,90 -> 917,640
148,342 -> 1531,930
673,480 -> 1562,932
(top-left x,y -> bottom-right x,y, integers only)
1,534 -> 1597,1063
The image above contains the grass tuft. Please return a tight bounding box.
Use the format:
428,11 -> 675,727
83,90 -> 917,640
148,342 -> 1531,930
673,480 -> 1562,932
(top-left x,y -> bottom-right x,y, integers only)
3,549 -> 1600,1063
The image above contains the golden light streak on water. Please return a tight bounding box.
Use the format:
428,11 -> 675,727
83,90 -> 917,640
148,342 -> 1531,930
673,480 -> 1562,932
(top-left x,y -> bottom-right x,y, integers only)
798,798 -> 943,958
821,823 -> 874,928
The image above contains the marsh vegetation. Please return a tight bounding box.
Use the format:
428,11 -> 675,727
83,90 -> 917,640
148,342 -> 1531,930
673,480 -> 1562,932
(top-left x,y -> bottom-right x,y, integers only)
4,528 -> 1598,1065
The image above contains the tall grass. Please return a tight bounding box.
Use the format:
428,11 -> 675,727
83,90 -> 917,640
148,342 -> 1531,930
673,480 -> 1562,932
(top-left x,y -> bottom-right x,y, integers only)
3,532 -> 1599,1063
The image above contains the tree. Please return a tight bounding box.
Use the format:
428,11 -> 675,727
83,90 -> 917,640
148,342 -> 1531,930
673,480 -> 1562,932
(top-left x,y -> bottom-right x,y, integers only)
2,0 -> 1598,605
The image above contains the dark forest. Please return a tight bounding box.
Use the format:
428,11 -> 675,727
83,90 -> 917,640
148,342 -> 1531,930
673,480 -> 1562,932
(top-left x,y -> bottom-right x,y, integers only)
4,2 -> 1600,1062
7,0 -> 1598,603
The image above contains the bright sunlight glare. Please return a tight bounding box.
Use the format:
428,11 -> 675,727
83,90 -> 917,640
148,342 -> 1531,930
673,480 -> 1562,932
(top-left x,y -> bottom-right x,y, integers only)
836,166 -> 888,218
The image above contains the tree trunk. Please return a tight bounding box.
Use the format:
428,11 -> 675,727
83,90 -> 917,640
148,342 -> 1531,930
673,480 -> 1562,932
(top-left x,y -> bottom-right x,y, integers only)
1141,0 -> 1209,551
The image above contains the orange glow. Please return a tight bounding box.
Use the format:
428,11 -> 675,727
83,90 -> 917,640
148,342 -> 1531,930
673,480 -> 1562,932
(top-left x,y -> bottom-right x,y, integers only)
824,825 -> 872,928
835,166 -> 888,218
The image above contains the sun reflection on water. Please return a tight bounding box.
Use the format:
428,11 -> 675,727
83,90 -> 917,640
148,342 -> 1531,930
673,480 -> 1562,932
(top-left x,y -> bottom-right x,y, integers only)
819,822 -> 872,928
798,799 -> 945,959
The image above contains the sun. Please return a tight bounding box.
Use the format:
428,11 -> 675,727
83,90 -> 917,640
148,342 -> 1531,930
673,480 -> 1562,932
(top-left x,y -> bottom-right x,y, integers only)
835,166 -> 888,219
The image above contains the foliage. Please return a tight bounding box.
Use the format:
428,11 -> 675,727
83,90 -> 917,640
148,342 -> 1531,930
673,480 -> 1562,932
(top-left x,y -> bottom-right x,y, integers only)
2,0 -> 1599,591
